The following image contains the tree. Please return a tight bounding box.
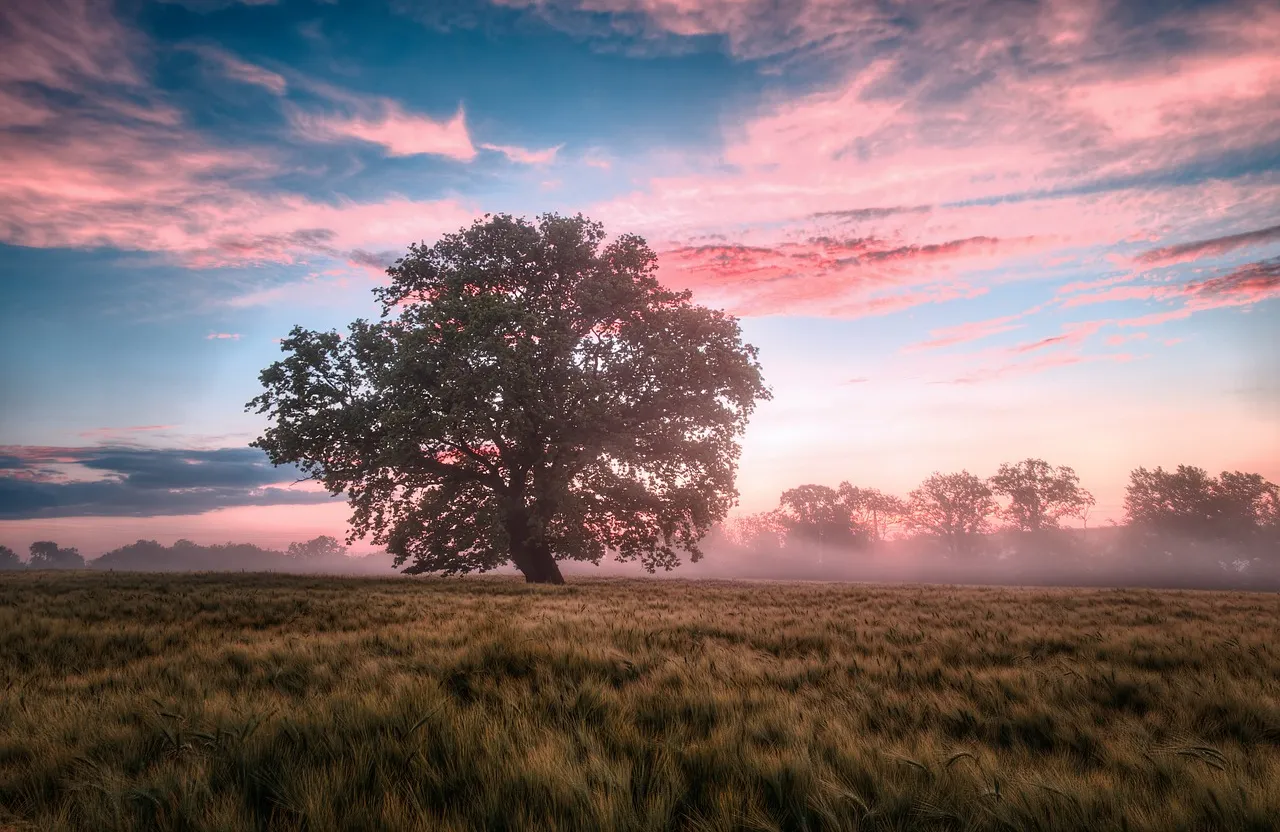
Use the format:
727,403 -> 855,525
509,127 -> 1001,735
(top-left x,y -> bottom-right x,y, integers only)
1125,465 -> 1218,537
906,471 -> 997,555
723,511 -> 786,551
249,214 -> 770,583
28,541 -> 85,570
0,545 -> 23,570
1126,465 -> 1279,542
1216,471 -> 1279,541
837,483 -> 907,543
776,484 -> 865,549
988,458 -> 1095,532
287,535 -> 348,560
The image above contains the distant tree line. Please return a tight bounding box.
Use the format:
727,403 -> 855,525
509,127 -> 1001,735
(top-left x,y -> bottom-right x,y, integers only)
2,463 -> 1275,582
0,536 -> 395,574
729,459 -> 1279,562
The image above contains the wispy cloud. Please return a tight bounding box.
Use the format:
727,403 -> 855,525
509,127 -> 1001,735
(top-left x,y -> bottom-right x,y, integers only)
941,352 -> 1139,386
205,332 -> 241,340
293,100 -> 476,160
1135,224 -> 1280,267
480,142 -> 563,165
187,44 -> 287,94
655,234 -> 1038,317
78,425 -> 177,439
906,314 -> 1026,352
1184,257 -> 1280,305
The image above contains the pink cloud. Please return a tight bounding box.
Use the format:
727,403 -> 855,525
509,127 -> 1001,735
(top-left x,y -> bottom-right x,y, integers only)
578,0 -> 1280,321
1183,258 -> 1280,306
942,351 -> 1138,385
907,314 -> 1026,351
1105,332 -> 1148,347
480,142 -> 563,165
0,0 -> 142,92
491,0 -> 891,60
188,45 -> 287,95
294,100 -> 475,160
1007,320 -> 1107,354
653,233 -> 1032,317
1135,223 -> 1280,266
78,425 -> 176,438
1115,309 -> 1194,328
1060,284 -> 1170,308
0,104 -> 475,267
1057,274 -> 1135,295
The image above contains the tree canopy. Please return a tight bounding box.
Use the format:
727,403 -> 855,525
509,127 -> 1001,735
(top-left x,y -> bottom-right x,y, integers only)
249,213 -> 770,583
989,458 -> 1095,532
0,545 -> 22,570
838,484 -> 908,543
287,535 -> 348,560
28,541 -> 84,570
1125,465 -> 1279,542
776,484 -> 865,548
907,471 -> 997,555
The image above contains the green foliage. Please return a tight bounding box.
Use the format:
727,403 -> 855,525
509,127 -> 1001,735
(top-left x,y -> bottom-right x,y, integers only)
249,214 -> 770,583
286,535 -> 347,560
989,458 -> 1095,532
1125,465 -> 1280,543
0,544 -> 22,570
907,471 -> 998,554
2,573 -> 1280,831
776,484 -> 867,549
27,540 -> 84,569
773,484 -> 908,550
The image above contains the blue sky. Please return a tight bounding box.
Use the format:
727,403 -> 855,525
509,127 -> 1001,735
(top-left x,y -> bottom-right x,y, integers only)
1,0 -> 1277,554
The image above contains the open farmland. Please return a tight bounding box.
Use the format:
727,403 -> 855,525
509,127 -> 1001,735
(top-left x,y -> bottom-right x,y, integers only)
1,573 -> 1278,831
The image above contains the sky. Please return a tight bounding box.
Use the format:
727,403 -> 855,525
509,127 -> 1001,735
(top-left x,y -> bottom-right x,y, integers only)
1,0 -> 1278,556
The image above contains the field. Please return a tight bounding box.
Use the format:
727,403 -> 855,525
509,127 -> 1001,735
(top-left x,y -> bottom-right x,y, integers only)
2,573 -> 1279,831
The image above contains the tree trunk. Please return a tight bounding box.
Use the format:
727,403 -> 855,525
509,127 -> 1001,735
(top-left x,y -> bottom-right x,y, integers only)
519,541 -> 565,584
505,509 -> 565,584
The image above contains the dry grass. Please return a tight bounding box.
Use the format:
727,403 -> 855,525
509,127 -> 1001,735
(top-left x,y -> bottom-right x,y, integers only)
2,572 -> 1279,831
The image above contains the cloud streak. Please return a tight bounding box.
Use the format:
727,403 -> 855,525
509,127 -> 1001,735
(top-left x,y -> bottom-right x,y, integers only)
294,101 -> 477,160
1135,224 -> 1280,267
480,142 -> 563,165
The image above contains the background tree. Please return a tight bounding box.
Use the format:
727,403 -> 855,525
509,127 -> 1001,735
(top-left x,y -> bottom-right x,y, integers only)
27,541 -> 84,570
776,484 -> 866,550
838,483 -> 907,543
907,471 -> 997,555
1125,466 -> 1219,537
249,214 -> 769,584
723,511 -> 786,551
0,545 -> 23,570
1215,471 -> 1279,543
989,458 -> 1095,532
287,535 -> 348,560
1126,466 -> 1279,543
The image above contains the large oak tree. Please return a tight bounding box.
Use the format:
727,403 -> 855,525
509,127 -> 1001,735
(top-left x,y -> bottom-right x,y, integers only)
248,214 -> 770,583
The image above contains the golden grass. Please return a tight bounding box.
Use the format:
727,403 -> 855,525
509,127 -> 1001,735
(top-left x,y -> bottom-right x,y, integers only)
2,572 -> 1278,831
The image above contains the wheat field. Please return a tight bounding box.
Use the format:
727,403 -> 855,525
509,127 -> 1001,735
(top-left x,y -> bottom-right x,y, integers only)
2,572 -> 1278,831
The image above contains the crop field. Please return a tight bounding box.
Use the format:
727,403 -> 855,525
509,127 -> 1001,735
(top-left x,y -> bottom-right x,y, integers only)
2,573 -> 1279,831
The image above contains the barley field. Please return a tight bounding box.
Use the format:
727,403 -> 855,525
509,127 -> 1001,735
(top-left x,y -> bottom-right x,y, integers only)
1,573 -> 1278,831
